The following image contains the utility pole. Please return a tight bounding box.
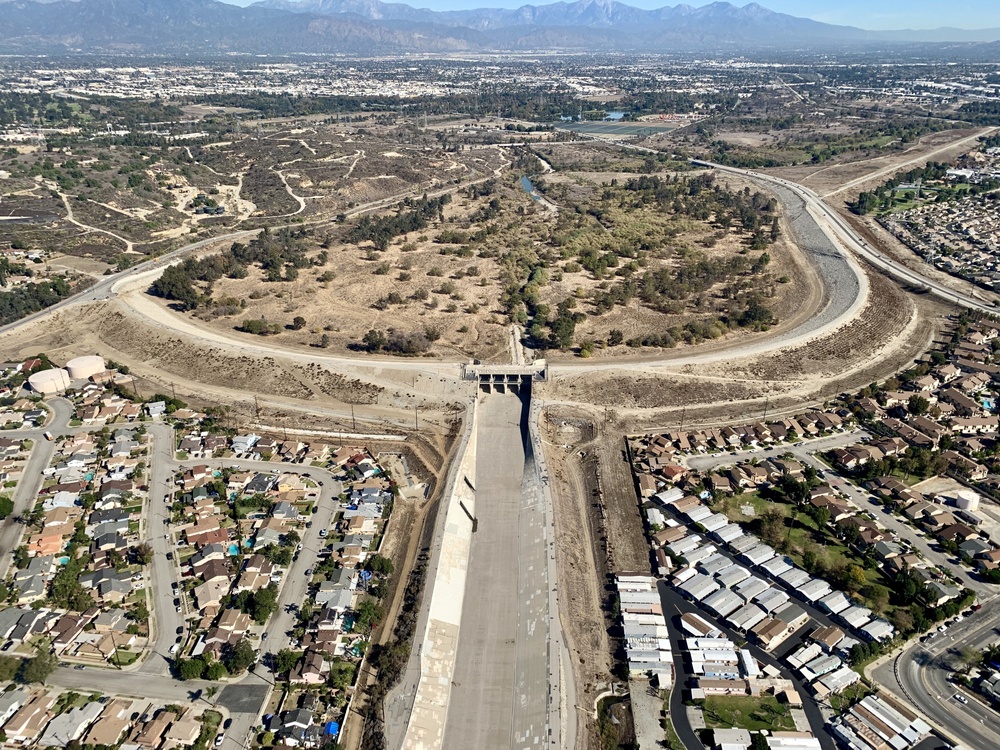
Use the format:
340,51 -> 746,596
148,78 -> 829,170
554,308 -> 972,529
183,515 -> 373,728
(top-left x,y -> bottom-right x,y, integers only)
351,404 -> 356,433
254,395 -> 261,422
762,394 -> 770,423
414,407 -> 419,431
679,406 -> 686,433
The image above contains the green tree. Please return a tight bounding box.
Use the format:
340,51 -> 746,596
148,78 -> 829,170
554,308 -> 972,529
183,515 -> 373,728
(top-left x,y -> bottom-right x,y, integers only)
205,661 -> 228,680
365,554 -> 394,577
176,658 -> 206,681
843,564 -> 868,593
291,316 -> 306,330
959,647 -> 984,673
354,598 -> 385,634
891,608 -> 914,634
0,496 -> 13,520
0,655 -> 19,682
362,329 -> 387,352
274,649 -> 301,675
18,649 -> 57,684
908,394 -> 930,415
250,585 -> 279,624
221,639 -> 256,675
132,543 -> 153,565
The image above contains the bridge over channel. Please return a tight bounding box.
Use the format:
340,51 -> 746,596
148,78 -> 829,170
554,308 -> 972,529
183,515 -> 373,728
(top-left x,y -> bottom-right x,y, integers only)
463,360 -> 548,394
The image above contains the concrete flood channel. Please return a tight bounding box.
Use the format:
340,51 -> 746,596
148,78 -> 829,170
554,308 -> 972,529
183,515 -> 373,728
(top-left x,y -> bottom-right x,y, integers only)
397,380 -> 558,750
444,385 -> 553,749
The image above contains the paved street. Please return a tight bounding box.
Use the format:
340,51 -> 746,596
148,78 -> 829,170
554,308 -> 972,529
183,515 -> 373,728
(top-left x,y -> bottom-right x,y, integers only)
656,583 -> 836,750
49,664 -> 215,701
796,454 -> 991,597
873,605 -> 1000,748
685,430 -> 869,473
140,423 -> 187,676
0,398 -> 79,579
688,431 -> 993,598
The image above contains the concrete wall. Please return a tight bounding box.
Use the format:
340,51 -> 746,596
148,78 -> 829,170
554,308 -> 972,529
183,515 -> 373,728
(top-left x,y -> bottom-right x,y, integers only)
400,397 -> 478,750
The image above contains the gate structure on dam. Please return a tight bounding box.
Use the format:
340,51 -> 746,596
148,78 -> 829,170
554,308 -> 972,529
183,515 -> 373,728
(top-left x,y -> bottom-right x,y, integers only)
463,360 -> 547,393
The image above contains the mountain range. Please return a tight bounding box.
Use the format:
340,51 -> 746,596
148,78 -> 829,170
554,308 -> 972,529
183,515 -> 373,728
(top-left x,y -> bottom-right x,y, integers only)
0,0 -> 997,55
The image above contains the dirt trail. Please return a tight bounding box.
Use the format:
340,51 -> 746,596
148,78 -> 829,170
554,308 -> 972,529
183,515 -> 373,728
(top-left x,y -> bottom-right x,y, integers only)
52,185 -> 134,252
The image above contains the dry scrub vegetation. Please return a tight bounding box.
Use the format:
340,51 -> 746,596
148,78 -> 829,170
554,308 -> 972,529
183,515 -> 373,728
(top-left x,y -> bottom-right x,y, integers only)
148,140 -> 808,361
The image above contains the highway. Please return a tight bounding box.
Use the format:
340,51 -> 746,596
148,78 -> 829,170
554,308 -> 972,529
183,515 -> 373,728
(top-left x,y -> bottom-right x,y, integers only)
872,604 -> 1000,749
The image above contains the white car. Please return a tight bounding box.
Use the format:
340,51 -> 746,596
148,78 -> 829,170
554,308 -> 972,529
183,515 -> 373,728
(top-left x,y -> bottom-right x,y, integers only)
954,693 -> 968,704
169,644 -> 180,655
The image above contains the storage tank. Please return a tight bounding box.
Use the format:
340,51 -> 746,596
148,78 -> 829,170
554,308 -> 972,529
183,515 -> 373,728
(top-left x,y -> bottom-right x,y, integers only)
65,355 -> 105,380
954,490 -> 980,511
27,368 -> 71,395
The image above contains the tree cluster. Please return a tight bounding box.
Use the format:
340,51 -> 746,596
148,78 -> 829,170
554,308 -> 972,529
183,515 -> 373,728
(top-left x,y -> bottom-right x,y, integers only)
347,195 -> 450,251
0,278 -> 74,326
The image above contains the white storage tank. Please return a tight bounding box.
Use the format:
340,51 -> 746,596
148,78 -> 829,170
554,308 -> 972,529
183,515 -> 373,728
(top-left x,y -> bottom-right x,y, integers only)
65,355 -> 105,380
27,368 -> 71,395
954,490 -> 980,511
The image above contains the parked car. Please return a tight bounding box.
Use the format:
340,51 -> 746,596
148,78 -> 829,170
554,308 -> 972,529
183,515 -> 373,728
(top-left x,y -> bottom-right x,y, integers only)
176,626 -> 184,635
954,694 -> 968,704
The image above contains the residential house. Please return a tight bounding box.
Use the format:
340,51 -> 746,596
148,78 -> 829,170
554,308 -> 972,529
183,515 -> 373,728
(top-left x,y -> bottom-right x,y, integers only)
4,694 -> 55,745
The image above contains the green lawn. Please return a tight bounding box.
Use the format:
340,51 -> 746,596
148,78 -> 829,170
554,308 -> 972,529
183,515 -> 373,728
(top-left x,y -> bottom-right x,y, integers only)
113,649 -> 140,666
830,683 -> 872,713
703,695 -> 796,732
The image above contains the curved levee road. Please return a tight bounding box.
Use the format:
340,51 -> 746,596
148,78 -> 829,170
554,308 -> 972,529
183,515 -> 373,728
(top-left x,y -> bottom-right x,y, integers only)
697,161 -> 1000,316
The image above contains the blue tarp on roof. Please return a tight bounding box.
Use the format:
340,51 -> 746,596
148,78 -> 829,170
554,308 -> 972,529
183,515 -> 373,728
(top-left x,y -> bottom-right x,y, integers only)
324,722 -> 339,736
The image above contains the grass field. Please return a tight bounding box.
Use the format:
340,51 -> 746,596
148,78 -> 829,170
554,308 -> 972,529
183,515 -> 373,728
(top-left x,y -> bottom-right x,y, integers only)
703,694 -> 796,732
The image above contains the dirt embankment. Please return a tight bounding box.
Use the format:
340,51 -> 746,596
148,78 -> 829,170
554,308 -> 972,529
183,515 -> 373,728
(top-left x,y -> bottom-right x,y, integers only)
542,404 -> 655,750
542,411 -> 612,750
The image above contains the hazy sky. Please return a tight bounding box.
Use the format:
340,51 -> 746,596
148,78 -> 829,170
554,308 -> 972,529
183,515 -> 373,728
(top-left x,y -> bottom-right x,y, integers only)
218,0 -> 1000,30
